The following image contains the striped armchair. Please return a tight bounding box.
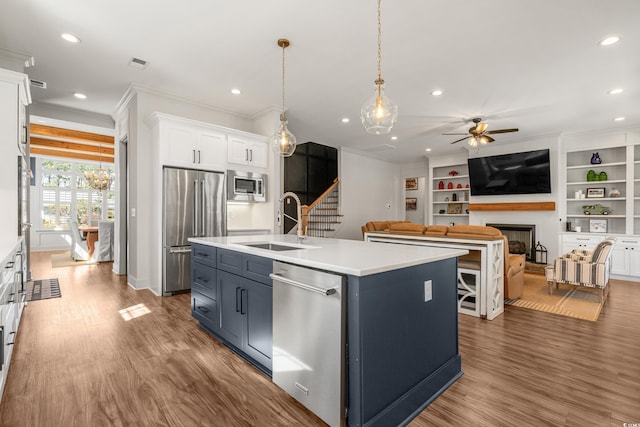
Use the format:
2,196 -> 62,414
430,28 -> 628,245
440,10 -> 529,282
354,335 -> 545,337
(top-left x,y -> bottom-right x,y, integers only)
545,238 -> 616,302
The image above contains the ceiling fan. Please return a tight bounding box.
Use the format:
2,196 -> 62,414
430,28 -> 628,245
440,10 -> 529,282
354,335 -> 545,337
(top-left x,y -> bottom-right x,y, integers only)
444,117 -> 519,147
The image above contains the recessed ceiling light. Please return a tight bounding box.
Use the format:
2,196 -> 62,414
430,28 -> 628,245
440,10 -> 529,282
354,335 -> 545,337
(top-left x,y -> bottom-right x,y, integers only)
608,88 -> 623,95
425,148 -> 432,152
390,136 -> 398,140
431,90 -> 443,96
74,92 -> 87,99
61,33 -> 81,43
231,88 -> 241,95
614,117 -> 625,122
341,117 -> 350,123
598,36 -> 620,46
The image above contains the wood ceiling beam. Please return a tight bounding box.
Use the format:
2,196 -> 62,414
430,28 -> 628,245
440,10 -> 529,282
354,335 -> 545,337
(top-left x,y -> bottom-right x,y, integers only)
30,147 -> 114,164
30,137 -> 115,155
30,124 -> 114,145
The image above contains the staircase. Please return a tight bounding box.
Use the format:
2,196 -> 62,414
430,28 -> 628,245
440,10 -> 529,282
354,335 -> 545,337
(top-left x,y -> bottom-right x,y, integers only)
302,179 -> 343,238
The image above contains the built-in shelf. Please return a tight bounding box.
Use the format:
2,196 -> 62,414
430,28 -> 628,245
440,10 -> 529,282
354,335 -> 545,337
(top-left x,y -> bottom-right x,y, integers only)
566,161 -> 626,170
566,180 -> 626,186
566,197 -> 626,202
566,214 -> 626,218
430,161 -> 470,226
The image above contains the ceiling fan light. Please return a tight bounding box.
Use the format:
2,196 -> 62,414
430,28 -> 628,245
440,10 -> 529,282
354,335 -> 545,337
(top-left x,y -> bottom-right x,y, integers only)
479,135 -> 490,144
361,83 -> 398,134
468,137 -> 478,148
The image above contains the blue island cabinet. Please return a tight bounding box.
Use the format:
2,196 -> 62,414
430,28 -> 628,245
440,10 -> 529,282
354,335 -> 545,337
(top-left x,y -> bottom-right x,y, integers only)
191,241 -> 462,426
346,257 -> 462,427
191,244 -> 273,374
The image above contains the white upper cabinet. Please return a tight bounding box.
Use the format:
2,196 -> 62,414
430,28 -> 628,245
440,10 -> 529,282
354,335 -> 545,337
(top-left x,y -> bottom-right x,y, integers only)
0,68 -> 30,243
155,114 -> 227,172
228,134 -> 268,169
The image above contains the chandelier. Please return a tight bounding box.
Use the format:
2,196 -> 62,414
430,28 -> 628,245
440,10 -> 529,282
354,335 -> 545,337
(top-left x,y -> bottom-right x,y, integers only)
84,144 -> 112,190
361,0 -> 398,134
271,38 -> 296,157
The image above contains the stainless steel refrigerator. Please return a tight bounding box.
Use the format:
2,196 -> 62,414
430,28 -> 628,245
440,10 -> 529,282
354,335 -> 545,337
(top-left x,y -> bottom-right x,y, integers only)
163,167 -> 226,295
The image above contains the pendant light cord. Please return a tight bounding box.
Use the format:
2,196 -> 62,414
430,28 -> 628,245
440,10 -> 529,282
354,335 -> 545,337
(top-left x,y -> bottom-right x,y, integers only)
377,0 -> 382,82
281,43 -> 286,120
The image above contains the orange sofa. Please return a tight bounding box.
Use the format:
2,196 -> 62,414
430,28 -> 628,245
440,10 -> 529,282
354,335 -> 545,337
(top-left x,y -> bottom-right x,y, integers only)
362,222 -> 526,299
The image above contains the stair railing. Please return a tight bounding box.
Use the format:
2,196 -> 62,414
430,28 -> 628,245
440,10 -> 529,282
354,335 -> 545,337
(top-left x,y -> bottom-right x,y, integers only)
302,178 -> 341,237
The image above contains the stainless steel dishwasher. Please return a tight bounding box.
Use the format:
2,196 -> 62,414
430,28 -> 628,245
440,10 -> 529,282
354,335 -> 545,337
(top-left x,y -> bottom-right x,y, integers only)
270,261 -> 346,427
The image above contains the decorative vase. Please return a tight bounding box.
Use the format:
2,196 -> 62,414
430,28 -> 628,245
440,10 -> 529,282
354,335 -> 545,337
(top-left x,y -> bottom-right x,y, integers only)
609,188 -> 620,197
599,171 -> 607,181
447,182 -> 453,189
452,193 -> 457,201
590,152 -> 602,164
438,180 -> 444,190
586,170 -> 596,181
457,183 -> 462,189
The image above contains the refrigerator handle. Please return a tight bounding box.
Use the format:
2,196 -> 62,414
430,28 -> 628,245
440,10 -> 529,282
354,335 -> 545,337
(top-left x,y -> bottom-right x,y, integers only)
200,179 -> 206,236
193,179 -> 199,236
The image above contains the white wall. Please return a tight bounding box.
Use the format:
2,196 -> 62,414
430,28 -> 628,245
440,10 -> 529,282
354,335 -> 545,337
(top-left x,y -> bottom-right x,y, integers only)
335,148 -> 401,240
401,159 -> 429,224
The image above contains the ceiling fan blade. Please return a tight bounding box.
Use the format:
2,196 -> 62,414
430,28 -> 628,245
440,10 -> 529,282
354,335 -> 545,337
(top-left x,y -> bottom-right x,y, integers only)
475,123 -> 488,133
485,135 -> 495,143
450,136 -> 472,144
442,133 -> 469,135
485,128 -> 519,134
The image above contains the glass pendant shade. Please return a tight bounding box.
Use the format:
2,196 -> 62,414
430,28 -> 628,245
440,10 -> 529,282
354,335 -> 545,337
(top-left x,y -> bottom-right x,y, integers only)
361,82 -> 398,134
271,114 -> 296,157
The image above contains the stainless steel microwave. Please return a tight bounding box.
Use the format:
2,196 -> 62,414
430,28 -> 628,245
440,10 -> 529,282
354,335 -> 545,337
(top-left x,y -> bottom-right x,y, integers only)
227,170 -> 267,202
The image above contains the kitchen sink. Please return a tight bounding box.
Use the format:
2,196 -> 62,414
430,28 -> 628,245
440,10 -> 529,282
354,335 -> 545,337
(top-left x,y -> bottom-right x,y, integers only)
238,242 -> 317,251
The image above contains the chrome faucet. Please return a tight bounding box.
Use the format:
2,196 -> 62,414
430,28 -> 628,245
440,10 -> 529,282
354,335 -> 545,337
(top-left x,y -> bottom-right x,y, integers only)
280,191 -> 305,242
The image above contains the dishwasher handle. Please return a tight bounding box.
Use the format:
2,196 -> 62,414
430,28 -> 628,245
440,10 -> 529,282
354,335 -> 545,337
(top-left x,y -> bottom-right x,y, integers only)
269,273 -> 337,296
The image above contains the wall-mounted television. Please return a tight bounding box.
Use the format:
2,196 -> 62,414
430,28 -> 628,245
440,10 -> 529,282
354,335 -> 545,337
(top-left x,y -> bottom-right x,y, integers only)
467,149 -> 551,196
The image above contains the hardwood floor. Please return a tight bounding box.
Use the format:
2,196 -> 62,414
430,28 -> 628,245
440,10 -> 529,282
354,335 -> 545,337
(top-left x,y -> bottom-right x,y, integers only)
1,251 -> 639,426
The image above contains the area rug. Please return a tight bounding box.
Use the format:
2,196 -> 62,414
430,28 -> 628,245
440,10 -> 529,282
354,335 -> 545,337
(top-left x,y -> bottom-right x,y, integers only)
26,278 -> 61,302
505,273 -> 603,321
51,252 -> 97,267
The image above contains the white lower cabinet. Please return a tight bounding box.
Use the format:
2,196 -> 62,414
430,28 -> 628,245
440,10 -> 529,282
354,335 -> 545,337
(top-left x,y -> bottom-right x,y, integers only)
560,233 -> 604,255
1,239 -> 26,401
611,237 -> 640,277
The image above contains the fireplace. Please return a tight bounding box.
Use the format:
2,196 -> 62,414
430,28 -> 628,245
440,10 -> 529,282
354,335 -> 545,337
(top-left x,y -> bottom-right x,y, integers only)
487,223 -> 536,261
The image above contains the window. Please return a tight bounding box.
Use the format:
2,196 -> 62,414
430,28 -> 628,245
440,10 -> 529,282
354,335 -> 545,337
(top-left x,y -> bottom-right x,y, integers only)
37,158 -> 115,229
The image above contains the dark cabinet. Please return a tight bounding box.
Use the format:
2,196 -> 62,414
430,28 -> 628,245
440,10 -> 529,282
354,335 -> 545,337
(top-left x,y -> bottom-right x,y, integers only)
217,271 -> 273,370
191,244 -> 219,335
193,245 -> 273,373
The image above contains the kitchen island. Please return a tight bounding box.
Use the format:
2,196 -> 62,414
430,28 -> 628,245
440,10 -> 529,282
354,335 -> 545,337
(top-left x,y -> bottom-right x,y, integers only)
188,234 -> 467,427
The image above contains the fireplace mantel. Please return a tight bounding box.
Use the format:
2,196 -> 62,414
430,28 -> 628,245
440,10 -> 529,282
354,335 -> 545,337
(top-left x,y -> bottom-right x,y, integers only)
468,202 -> 556,211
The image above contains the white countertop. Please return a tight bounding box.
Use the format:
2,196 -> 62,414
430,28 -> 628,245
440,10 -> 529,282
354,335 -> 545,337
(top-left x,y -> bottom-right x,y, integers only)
189,234 -> 467,276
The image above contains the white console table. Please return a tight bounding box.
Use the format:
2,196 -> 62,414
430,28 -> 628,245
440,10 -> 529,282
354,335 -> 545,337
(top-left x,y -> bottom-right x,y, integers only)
365,232 -> 505,320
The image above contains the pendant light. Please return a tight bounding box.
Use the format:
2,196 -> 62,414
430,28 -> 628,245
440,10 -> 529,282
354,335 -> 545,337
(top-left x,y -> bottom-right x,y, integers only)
361,0 -> 398,134
84,143 -> 112,190
271,38 -> 296,157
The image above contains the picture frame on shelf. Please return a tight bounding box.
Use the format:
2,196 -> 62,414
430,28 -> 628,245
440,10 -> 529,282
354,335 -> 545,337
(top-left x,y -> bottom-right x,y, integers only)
589,219 -> 607,233
586,187 -> 605,198
405,178 -> 418,190
405,198 -> 417,210
447,203 -> 462,214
